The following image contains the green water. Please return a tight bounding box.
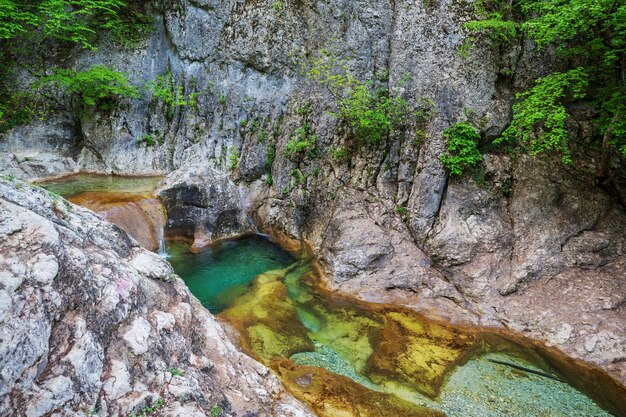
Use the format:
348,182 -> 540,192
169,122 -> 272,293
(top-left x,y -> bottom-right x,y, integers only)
38,174 -> 163,198
168,237 -> 620,417
167,236 -> 295,313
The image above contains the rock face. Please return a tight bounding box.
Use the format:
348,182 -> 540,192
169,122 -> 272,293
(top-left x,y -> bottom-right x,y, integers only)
68,192 -> 167,252
0,179 -> 312,417
1,0 -> 625,391
157,164 -> 254,251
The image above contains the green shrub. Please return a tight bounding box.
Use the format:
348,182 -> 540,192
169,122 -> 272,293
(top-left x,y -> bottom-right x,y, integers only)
167,367 -> 185,377
0,0 -> 38,40
41,64 -> 139,117
464,0 -> 626,169
0,91 -> 41,132
496,68 -> 588,164
0,0 -> 151,49
395,205 -> 408,217
128,398 -> 164,417
301,46 -> 412,145
138,133 -> 156,146
228,146 -> 239,171
331,146 -> 350,162
284,123 -> 317,160
266,141 -> 276,169
440,122 -> 483,176
290,168 -> 305,187
272,1 -> 283,11
210,405 -> 223,417
148,71 -> 198,108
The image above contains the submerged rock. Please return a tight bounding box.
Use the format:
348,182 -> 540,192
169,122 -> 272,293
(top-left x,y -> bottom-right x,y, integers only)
0,179 -> 312,417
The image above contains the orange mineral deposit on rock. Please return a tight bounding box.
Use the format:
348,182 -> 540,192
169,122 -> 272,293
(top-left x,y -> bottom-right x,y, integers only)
69,192 -> 166,252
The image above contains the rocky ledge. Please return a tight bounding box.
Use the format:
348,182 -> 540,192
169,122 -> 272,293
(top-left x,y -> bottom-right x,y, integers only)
0,179 -> 312,417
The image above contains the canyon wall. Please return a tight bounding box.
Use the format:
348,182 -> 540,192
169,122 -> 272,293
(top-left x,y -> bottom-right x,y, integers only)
0,0 -> 625,385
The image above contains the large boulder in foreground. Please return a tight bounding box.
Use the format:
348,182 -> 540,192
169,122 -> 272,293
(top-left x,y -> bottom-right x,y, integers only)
0,179 -> 312,417
157,165 -> 254,251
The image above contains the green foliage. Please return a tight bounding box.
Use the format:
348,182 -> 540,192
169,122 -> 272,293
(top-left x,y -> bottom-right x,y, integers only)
462,0 -> 518,47
0,0 -> 38,40
129,398 -> 164,417
414,96 -> 438,144
0,91 -> 41,132
0,1 -> 150,130
465,0 -> 626,165
290,168 -> 305,187
149,71 -> 198,109
440,122 -> 483,176
284,122 -> 317,160
41,64 -> 139,117
167,367 -> 185,377
272,1 -> 283,11
210,405 -> 223,417
266,142 -> 276,169
300,46 -> 413,145
0,0 -> 151,49
138,133 -> 155,146
331,146 -> 350,162
464,16 -> 517,45
600,92 -> 626,158
497,68 -> 588,164
228,146 -> 239,171
395,205 -> 408,217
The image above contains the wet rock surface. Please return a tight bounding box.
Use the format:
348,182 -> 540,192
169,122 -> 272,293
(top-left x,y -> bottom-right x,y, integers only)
0,179 -> 312,417
68,192 -> 167,252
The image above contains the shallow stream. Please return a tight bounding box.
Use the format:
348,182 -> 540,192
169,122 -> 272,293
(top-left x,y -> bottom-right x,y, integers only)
168,237 -> 624,417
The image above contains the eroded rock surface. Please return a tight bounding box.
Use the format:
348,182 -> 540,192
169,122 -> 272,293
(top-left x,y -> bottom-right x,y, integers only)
157,164 -> 254,251
0,179 -> 312,417
68,192 -> 167,252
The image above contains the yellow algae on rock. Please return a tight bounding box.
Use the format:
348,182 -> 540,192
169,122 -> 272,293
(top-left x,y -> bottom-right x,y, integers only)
276,361 -> 446,417
220,270 -> 314,361
366,310 -> 476,398
304,301 -> 381,374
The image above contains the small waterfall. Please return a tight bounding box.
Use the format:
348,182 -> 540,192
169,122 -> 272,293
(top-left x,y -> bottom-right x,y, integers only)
156,224 -> 169,258
246,214 -> 269,238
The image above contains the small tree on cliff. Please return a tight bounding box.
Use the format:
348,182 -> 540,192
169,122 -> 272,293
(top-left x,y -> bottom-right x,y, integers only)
0,0 -> 151,130
465,0 -> 626,181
